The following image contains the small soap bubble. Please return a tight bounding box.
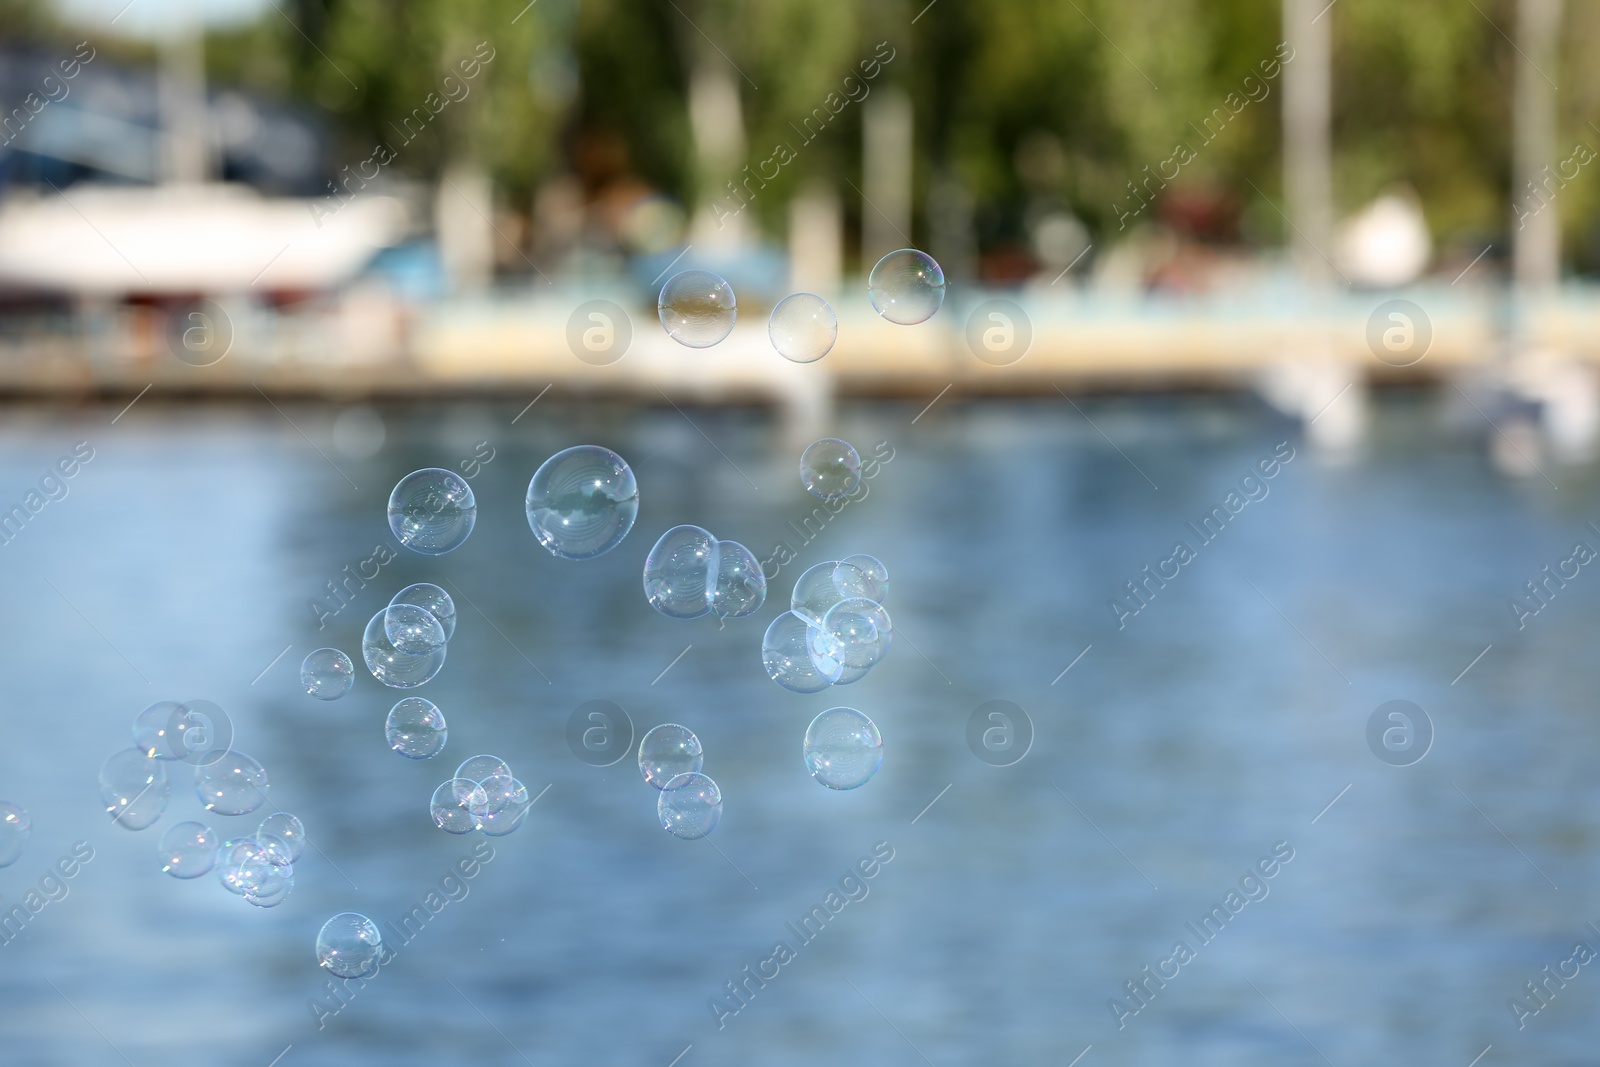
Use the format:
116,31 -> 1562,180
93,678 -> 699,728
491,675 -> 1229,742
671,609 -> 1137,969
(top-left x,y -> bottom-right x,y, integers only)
867,248 -> 946,325
762,611 -> 836,694
389,583 -> 457,642
362,606 -> 447,689
158,821 -> 217,879
132,700 -> 187,759
216,837 -> 267,895
658,270 -> 737,348
473,775 -> 531,836
526,445 -> 640,560
99,749 -> 170,830
455,754 -> 511,785
245,861 -> 293,908
256,812 -> 306,866
638,724 -> 704,789
800,438 -> 862,500
658,772 -> 722,840
822,598 -> 892,669
194,751 -> 269,816
836,555 -> 889,604
791,560 -> 864,627
0,802 -> 30,867
710,540 -> 766,619
317,912 -> 384,979
643,525 -> 719,619
300,648 -> 355,701
386,697 -> 448,760
431,779 -> 484,834
803,707 -> 883,790
387,468 -> 477,555
768,293 -> 838,363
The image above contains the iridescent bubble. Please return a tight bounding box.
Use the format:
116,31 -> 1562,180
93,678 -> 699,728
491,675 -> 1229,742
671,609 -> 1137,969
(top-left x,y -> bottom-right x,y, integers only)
803,707 -> 883,790
431,779 -> 483,835
387,468 -> 476,555
525,445 -> 640,560
761,611 -> 835,694
867,248 -> 946,325
805,623 -> 846,684
643,525 -> 719,619
157,821 -> 217,879
710,540 -> 766,619
256,812 -> 306,866
800,438 -> 862,500
836,555 -> 889,604
382,603 -> 448,655
194,751 -> 269,817
386,697 -> 447,760
300,648 -> 354,701
455,754 -> 511,785
473,775 -> 531,836
363,606 -> 447,689
131,700 -> 187,759
317,912 -> 384,979
822,598 -> 893,669
216,837 -> 266,895
791,560 -> 864,627
158,700 -> 233,766
99,749 -> 170,830
389,583 -> 456,642
0,802 -> 30,867
658,269 -> 737,348
658,772 -> 722,840
245,860 -> 293,908
768,292 -> 838,363
638,724 -> 703,790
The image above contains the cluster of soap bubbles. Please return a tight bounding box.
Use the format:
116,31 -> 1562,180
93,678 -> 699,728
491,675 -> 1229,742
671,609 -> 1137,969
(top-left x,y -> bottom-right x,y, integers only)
638,724 -> 722,839
301,583 -> 460,699
429,754 -> 532,838
643,525 -> 767,620
763,556 -> 892,693
656,248 -> 944,364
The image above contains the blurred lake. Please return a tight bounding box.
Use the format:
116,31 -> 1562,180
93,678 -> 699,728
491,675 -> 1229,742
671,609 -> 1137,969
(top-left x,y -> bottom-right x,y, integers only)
1,391 -> 1598,1066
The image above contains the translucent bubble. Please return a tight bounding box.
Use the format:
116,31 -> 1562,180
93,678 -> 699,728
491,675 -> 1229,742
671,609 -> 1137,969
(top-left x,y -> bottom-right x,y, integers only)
145,700 -> 232,766
362,606 -> 447,689
431,779 -> 484,834
473,775 -> 531,836
216,837 -> 267,895
317,912 -> 384,979
300,648 -> 355,701
658,269 -> 737,348
800,438 -> 862,500
761,611 -> 835,694
643,525 -> 719,619
805,622 -> 845,684
803,707 -> 883,790
791,560 -> 864,627
158,821 -> 217,879
387,468 -> 477,555
657,772 -> 722,840
389,583 -> 456,642
768,292 -> 838,363
526,445 -> 640,560
638,724 -> 703,789
822,598 -> 892,669
710,540 -> 766,619
99,749 -> 170,830
386,697 -> 447,760
132,700 -> 187,759
836,555 -> 889,604
194,751 -> 269,816
0,801 -> 30,867
456,754 -> 511,785
256,812 -> 306,866
868,248 -> 946,325
245,861 -> 293,908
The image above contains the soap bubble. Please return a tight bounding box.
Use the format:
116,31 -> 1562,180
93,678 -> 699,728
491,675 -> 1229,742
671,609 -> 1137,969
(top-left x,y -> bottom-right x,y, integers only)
132,700 -> 186,759
643,525 -> 719,619
638,724 -> 703,789
300,648 -> 355,701
431,779 -> 484,834
389,583 -> 456,642
0,802 -> 30,867
791,560 -> 864,627
157,821 -> 217,879
317,912 -> 384,979
99,749 -> 170,830
657,772 -> 722,840
473,775 -> 531,836
800,438 -> 862,500
710,540 -> 766,619
362,606 -> 447,689
768,293 -> 838,363
821,598 -> 893,669
256,812 -> 306,866
836,555 -> 889,604
195,751 -> 269,816
133,699 -> 232,764
217,837 -> 267,895
868,248 -> 946,325
805,623 -> 846,684
388,468 -> 476,555
526,445 -> 640,560
386,697 -> 448,759
658,269 -> 737,348
455,754 -> 511,786
761,611 -> 835,694
244,860 -> 293,908
803,707 -> 883,790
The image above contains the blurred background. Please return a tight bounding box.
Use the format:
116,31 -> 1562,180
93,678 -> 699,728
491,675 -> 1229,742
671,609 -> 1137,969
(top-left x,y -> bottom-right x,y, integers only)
2,0 -> 1600,1064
